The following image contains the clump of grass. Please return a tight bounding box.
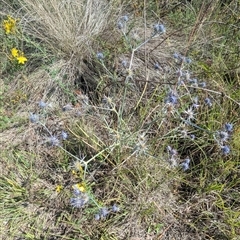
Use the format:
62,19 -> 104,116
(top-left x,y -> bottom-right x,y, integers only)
18,0 -> 117,68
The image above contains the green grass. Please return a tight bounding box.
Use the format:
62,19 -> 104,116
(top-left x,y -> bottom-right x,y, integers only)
1,0 -> 240,239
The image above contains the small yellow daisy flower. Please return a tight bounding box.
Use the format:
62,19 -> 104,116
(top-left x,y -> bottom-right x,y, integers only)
17,55 -> 27,64
11,48 -> 19,58
72,170 -> 77,176
72,183 -> 86,192
10,48 -> 27,64
56,185 -> 63,193
3,16 -> 17,34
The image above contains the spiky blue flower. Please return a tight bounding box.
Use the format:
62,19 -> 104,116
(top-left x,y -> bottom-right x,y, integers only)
189,78 -> 198,85
97,52 -> 104,60
167,146 -> 177,156
70,192 -> 89,208
100,207 -> 109,218
70,195 -> 88,208
112,204 -> 120,212
73,188 -> 81,196
49,136 -> 60,146
165,91 -> 178,105
122,15 -> 129,22
180,158 -> 190,171
204,98 -> 212,107
185,58 -> 192,64
153,24 -> 166,34
117,21 -> 123,29
199,82 -> 206,88
221,145 -> 230,155
29,113 -> 39,123
218,131 -> 229,142
192,96 -> 200,109
224,123 -> 233,132
39,100 -> 47,109
61,131 -> 68,140
173,53 -> 179,59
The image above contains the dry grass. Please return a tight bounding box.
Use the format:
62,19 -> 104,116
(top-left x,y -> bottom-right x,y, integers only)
19,0 -> 117,60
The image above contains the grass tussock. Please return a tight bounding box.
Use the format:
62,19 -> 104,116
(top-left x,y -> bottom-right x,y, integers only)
1,0 -> 240,240
20,0 -> 117,61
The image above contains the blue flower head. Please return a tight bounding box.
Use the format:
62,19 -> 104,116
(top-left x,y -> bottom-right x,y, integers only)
218,131 -> 229,143
167,146 -> 177,156
70,196 -> 87,208
165,91 -> 178,105
173,53 -> 179,59
199,82 -> 206,88
185,58 -> 192,64
221,145 -> 230,155
117,16 -> 128,30
112,204 -> 120,212
39,100 -> 47,109
204,98 -> 212,107
70,192 -> 89,208
29,113 -> 39,123
94,207 -> 110,220
117,21 -> 123,30
192,96 -> 200,109
153,24 -> 166,34
49,136 -> 60,146
181,162 -> 190,171
100,207 -> 109,218
73,188 -> 81,196
61,131 -> 68,140
180,157 -> 190,171
122,15 -> 129,22
189,78 -> 198,85
224,123 -> 233,132
97,52 -> 104,60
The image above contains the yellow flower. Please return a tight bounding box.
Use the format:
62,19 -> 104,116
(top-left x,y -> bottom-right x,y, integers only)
11,48 -> 27,64
3,16 -> 17,34
56,185 -> 63,193
72,170 -> 77,176
11,48 -> 19,58
73,183 -> 86,192
17,55 -> 27,64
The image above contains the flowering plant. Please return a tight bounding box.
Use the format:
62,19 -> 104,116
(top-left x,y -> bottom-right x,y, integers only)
3,15 -> 17,34
11,47 -> 27,64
